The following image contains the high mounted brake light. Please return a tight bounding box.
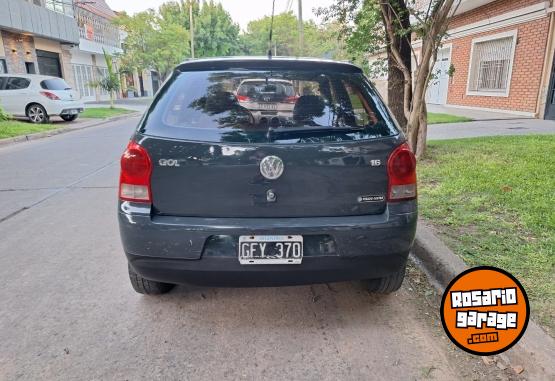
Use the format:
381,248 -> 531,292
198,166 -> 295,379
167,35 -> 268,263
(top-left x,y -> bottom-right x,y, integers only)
119,141 -> 152,203
387,143 -> 417,202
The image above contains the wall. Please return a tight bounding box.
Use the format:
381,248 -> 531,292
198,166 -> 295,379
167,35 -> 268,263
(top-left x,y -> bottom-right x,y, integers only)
449,0 -> 546,30
0,0 -> 79,44
1,30 -> 37,74
445,0 -> 550,114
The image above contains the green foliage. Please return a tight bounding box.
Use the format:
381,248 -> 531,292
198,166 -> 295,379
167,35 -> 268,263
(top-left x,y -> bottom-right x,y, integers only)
0,105 -> 10,122
195,1 -> 241,57
81,108 -> 134,119
114,9 -> 190,79
316,0 -> 382,68
241,12 -> 345,59
89,49 -> 121,108
115,0 -> 240,75
419,136 -> 555,335
0,120 -> 56,139
427,112 -> 472,124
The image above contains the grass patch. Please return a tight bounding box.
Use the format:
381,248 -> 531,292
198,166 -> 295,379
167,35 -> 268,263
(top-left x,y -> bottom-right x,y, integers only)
0,120 -> 59,139
428,112 -> 473,124
81,107 -> 134,119
419,135 -> 555,335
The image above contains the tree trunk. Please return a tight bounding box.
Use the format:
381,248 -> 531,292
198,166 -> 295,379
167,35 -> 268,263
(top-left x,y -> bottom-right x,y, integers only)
383,0 -> 411,131
110,91 -> 115,109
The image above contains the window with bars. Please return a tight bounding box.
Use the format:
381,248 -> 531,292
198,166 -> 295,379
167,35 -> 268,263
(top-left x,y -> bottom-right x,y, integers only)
72,64 -> 94,98
467,32 -> 516,96
96,67 -> 109,95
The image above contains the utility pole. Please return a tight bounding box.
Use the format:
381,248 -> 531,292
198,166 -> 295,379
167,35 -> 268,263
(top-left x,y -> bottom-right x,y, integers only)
297,0 -> 304,56
189,1 -> 195,59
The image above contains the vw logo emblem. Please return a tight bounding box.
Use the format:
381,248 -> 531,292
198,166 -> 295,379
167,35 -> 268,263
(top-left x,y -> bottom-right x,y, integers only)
260,156 -> 284,180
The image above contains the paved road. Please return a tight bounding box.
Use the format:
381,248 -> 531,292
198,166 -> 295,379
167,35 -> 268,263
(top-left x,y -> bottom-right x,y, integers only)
0,119 -> 513,380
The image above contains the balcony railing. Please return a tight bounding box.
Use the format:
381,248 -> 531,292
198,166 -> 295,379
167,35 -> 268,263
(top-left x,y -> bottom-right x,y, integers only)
76,7 -> 121,49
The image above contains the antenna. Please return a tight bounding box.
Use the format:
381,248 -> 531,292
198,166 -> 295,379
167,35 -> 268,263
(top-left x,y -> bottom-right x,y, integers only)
268,0 -> 276,59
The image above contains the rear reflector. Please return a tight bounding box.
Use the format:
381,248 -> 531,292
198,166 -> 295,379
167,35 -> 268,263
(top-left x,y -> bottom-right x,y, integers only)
387,143 -> 417,201
120,184 -> 150,201
119,141 -> 152,203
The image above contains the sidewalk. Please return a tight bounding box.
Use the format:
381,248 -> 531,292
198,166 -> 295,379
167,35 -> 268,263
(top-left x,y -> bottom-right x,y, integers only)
428,118 -> 555,140
86,97 -> 153,113
428,104 -> 529,121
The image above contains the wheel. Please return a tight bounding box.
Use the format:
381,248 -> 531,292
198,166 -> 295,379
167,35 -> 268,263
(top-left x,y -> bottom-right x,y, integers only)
128,263 -> 174,295
26,104 -> 49,124
61,114 -> 78,122
364,266 -> 406,294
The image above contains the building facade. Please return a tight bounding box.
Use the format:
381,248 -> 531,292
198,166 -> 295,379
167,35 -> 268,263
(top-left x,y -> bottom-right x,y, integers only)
70,0 -> 122,102
0,0 -> 79,87
370,0 -> 555,119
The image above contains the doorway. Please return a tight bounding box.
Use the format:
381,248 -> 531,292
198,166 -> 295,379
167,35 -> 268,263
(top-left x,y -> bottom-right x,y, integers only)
36,50 -> 62,78
426,45 -> 452,105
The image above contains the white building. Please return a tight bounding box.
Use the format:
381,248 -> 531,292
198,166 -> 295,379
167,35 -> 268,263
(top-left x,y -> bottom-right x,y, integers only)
70,0 -> 122,102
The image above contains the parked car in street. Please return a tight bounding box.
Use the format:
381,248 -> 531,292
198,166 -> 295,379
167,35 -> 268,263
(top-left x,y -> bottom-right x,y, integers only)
235,78 -> 298,125
118,57 -> 417,295
0,74 -> 84,123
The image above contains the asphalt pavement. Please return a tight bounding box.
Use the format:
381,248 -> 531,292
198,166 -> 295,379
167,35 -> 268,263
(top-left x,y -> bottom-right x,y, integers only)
0,118 -> 516,380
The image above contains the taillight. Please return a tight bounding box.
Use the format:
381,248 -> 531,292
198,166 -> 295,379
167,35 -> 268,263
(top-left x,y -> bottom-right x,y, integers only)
40,91 -> 60,100
387,143 -> 417,201
237,95 -> 251,102
284,95 -> 299,104
119,141 -> 152,203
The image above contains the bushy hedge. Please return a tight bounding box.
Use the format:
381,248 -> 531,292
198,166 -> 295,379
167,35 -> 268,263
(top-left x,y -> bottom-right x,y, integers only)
0,106 -> 10,121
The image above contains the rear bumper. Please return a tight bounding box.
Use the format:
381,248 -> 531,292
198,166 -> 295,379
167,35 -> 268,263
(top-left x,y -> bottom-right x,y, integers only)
128,254 -> 409,287
119,201 -> 417,286
44,100 -> 85,116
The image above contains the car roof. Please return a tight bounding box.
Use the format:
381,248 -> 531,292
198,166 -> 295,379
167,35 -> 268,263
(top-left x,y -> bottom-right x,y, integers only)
176,57 -> 363,73
0,74 -> 65,81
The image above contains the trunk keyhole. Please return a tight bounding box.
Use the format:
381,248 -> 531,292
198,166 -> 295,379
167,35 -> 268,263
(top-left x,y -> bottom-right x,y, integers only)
266,189 -> 277,203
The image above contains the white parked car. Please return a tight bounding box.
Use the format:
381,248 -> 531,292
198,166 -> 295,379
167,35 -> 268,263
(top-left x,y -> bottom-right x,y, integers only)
0,74 -> 84,123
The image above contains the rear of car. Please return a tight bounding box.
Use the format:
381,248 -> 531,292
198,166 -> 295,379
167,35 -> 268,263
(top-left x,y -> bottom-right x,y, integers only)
38,77 -> 84,121
118,58 -> 417,295
0,75 -> 83,123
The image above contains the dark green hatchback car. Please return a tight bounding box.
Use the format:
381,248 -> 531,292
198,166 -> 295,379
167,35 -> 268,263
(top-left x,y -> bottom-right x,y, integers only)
118,57 -> 417,295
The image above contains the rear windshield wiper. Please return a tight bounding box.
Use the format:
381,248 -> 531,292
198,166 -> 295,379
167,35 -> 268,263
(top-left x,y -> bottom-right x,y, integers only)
266,126 -> 367,141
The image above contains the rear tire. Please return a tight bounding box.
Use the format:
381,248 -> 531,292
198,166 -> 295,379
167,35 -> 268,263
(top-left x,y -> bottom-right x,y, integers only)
365,266 -> 406,294
61,114 -> 78,122
128,263 -> 174,295
26,104 -> 49,124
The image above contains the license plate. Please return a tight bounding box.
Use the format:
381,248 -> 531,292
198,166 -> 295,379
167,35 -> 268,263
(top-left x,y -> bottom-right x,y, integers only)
257,103 -> 278,110
239,235 -> 303,265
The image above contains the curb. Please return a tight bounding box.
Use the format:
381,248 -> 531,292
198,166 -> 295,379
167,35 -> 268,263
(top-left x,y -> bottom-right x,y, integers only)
0,112 -> 141,149
411,220 -> 555,380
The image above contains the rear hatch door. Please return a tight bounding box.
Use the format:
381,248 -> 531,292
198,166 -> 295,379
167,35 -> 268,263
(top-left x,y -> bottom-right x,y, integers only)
143,135 -> 400,218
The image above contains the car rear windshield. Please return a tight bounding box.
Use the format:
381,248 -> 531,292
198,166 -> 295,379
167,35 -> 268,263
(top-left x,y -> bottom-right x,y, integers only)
40,78 -> 71,90
140,69 -> 399,144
